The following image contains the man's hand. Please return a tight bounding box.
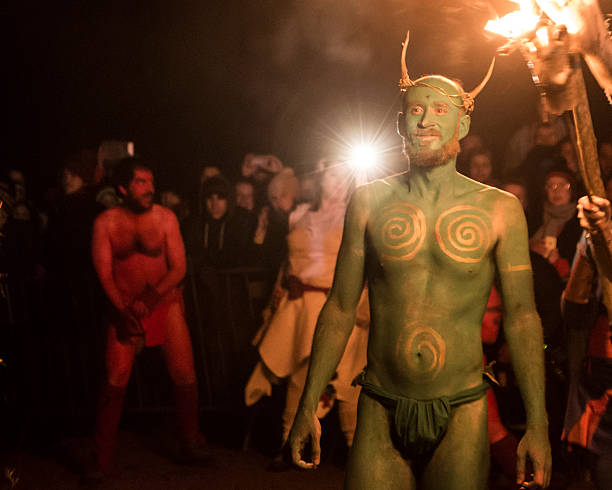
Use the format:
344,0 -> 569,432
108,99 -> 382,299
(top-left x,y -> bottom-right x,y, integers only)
516,426 -> 552,488
577,195 -> 611,233
529,238 -> 551,259
289,409 -> 321,470
130,299 -> 150,318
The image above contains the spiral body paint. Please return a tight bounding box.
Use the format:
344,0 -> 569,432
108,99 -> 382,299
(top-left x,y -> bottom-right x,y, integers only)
375,203 -> 426,261
395,325 -> 446,381
435,205 -> 492,263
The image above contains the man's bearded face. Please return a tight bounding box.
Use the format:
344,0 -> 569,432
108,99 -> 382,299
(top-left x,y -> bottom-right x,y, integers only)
126,168 -> 155,212
401,79 -> 465,168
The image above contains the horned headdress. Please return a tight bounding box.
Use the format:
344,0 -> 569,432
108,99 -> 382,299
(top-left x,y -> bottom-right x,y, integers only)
398,31 -> 496,115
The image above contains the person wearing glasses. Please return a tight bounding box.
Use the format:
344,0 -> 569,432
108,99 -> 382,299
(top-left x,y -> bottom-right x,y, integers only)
529,170 -> 582,281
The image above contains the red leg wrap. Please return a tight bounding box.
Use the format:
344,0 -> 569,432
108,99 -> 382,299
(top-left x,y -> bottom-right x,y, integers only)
94,384 -> 127,473
174,383 -> 199,443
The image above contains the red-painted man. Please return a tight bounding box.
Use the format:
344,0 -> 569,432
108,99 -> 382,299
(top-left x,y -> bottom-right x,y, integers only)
90,157 -> 208,477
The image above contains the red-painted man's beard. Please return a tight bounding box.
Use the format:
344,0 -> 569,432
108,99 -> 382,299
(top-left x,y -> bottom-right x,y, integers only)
126,193 -> 154,213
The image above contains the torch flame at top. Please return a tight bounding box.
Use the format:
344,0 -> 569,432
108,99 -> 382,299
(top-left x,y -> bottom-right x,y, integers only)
485,0 -> 584,40
485,0 -> 540,39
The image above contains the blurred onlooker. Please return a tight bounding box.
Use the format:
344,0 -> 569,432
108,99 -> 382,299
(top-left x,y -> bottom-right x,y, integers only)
598,138 -> 612,182
94,140 -> 134,209
241,153 -> 283,210
457,134 -> 484,175
558,137 -> 587,197
253,169 -> 299,280
0,169 -> 42,278
40,150 -> 106,419
501,179 -> 528,212
247,158 -> 365,467
161,189 -> 190,224
504,118 -> 569,175
185,175 -> 256,270
561,184 -> 612,489
194,166 -> 223,216
44,149 -> 102,279
466,149 -> 498,186
235,179 -> 255,212
297,173 -> 316,204
529,170 -> 582,281
201,166 -> 221,183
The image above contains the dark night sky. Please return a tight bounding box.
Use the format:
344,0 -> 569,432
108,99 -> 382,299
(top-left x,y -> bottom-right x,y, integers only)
6,0 -> 612,193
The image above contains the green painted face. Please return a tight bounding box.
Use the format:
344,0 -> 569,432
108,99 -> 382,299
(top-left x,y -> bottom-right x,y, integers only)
399,76 -> 471,167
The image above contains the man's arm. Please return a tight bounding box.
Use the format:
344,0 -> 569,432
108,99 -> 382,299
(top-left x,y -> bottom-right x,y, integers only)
92,213 -> 127,311
289,187 -> 369,469
494,195 -> 552,488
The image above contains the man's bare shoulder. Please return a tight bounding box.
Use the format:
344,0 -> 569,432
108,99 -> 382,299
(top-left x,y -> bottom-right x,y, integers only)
152,204 -> 178,222
94,206 -> 122,227
455,174 -> 521,208
351,174 -> 406,205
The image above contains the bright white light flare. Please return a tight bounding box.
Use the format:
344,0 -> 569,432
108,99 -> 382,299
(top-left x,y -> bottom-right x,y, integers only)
349,144 -> 378,171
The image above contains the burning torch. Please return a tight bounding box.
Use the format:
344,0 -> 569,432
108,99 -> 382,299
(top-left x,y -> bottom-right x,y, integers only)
485,0 -> 612,326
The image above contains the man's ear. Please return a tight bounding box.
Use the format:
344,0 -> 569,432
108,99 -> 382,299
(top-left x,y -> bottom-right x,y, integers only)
397,112 -> 407,138
118,185 -> 127,197
458,114 -> 471,140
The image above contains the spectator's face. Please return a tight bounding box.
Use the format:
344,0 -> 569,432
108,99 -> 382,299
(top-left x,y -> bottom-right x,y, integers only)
126,168 -> 155,211
460,134 -> 483,154
468,154 -> 492,183
206,193 -> 228,219
61,169 -> 84,195
235,182 -> 254,211
269,192 -> 293,213
502,184 -> 528,210
534,125 -> 557,147
161,190 -> 180,209
200,166 -> 220,184
560,141 -> 578,173
545,176 -> 571,206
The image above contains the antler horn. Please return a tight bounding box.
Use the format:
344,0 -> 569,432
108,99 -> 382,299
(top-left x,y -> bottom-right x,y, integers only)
399,31 -> 412,89
468,57 -> 496,99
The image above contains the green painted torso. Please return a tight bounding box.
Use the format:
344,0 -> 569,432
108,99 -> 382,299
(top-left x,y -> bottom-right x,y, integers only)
362,172 -> 505,399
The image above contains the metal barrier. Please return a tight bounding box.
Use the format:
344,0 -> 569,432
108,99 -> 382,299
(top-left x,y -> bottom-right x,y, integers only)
1,263 -> 273,427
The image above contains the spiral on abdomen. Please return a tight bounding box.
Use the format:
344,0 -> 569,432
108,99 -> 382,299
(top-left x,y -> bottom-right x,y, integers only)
396,326 -> 446,381
435,205 -> 492,263
376,203 -> 426,261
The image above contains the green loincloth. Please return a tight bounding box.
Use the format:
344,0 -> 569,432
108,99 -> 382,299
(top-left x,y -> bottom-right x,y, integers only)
354,373 -> 490,458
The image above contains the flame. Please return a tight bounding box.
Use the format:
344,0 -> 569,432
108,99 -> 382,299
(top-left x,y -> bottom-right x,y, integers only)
485,0 -> 540,39
535,0 -> 581,34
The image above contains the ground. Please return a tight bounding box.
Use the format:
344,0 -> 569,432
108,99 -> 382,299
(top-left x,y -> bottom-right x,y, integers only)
0,409 -> 596,490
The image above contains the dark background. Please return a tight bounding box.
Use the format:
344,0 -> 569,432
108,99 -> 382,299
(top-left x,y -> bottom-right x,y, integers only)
5,0 -> 612,193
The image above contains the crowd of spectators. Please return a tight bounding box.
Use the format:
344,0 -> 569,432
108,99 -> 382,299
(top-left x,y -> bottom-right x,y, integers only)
1,121 -> 611,485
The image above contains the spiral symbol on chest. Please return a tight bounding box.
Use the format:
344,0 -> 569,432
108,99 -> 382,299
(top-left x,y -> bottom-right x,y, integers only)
376,203 -> 426,261
396,327 -> 446,381
435,205 -> 492,263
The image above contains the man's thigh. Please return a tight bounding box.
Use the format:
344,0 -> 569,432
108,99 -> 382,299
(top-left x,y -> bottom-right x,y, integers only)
105,325 -> 136,387
161,303 -> 196,385
421,395 -> 489,490
345,394 -> 417,490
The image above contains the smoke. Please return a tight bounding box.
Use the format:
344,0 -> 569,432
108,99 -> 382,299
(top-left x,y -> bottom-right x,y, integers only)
263,0 -> 374,68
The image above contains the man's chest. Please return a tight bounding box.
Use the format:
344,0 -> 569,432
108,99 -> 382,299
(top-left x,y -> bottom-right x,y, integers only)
110,217 -> 165,259
365,199 -> 497,275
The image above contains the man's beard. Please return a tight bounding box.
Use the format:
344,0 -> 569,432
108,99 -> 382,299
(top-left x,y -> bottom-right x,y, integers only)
125,193 -> 154,213
403,129 -> 461,168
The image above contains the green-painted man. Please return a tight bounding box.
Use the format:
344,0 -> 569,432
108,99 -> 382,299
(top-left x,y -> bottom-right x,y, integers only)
289,33 -> 552,489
